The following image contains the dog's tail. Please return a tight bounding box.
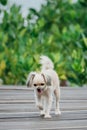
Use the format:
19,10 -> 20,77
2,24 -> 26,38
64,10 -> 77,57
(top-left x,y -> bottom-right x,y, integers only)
40,55 -> 54,70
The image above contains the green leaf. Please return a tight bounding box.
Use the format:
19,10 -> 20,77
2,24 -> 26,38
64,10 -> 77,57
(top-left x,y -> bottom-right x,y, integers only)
82,33 -> 87,47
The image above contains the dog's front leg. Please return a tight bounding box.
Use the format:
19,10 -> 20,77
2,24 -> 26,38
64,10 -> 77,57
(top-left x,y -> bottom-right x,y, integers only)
44,91 -> 53,118
34,91 -> 43,110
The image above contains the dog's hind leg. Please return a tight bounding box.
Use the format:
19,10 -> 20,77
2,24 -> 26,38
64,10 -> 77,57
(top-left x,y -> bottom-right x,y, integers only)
54,88 -> 61,115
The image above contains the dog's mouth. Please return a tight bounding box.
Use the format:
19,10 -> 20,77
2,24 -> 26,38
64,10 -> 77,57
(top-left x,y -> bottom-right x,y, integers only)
37,88 -> 43,93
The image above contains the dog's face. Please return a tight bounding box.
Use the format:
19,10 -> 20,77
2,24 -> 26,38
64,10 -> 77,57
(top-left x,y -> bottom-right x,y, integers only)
32,73 -> 46,94
27,72 -> 51,94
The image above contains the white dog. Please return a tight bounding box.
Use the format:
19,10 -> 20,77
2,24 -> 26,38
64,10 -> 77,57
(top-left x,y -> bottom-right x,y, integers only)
26,56 -> 61,118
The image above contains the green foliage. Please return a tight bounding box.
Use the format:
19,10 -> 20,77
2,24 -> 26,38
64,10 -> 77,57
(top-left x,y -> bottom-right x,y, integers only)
0,0 -> 87,86
0,0 -> 7,6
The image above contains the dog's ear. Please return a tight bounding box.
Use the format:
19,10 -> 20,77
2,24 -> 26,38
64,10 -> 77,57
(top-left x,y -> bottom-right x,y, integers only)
41,73 -> 52,86
26,72 -> 36,87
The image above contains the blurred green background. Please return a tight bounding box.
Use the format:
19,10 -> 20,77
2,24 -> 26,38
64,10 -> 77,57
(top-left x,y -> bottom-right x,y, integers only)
0,0 -> 87,86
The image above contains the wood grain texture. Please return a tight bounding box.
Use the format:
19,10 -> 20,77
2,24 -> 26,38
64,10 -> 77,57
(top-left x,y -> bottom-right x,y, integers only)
0,86 -> 87,130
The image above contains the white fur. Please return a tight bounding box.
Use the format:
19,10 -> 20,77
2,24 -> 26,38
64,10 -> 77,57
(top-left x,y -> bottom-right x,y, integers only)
27,56 -> 61,118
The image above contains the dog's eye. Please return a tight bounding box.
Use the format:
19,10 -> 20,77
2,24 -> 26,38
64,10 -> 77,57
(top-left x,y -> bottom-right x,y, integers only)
33,84 -> 37,87
41,83 -> 44,86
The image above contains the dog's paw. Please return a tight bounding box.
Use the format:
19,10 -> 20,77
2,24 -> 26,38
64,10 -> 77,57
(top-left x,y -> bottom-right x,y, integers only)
55,110 -> 61,115
40,110 -> 45,116
44,114 -> 51,118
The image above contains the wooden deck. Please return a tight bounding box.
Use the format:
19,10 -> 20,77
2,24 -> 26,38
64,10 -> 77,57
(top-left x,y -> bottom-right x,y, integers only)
0,86 -> 87,130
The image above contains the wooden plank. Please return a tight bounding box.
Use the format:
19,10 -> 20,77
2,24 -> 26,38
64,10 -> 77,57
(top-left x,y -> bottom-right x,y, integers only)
0,88 -> 87,100
0,102 -> 87,113
0,110 -> 87,120
0,120 -> 87,130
